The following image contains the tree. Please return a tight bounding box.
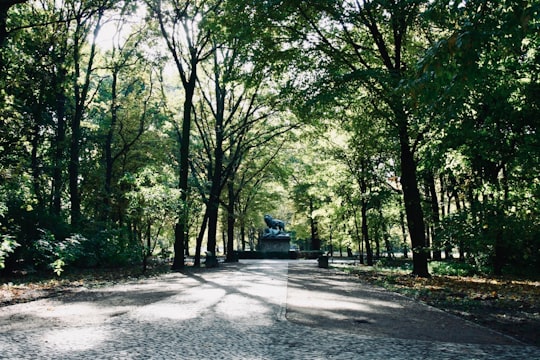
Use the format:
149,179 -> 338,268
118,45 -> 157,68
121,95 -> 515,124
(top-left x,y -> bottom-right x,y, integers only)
147,0 -> 215,270
243,0 -> 432,276
125,167 -> 181,271
0,0 -> 27,47
418,0 -> 540,273
191,45 -> 295,263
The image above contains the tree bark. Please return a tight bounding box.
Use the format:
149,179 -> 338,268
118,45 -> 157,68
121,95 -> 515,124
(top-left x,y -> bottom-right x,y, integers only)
206,122 -> 224,256
52,67 -> 67,217
427,172 -> 442,260
172,83 -> 195,270
194,209 -> 209,267
309,198 -> 320,250
102,70 -> 118,222
69,8 -> 103,228
398,123 -> 429,277
225,181 -> 237,262
360,197 -> 373,266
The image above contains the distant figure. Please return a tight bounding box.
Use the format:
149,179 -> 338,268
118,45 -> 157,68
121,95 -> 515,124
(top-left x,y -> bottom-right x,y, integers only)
347,245 -> 353,257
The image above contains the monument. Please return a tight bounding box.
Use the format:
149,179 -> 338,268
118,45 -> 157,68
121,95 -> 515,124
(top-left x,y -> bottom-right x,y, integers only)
259,214 -> 290,254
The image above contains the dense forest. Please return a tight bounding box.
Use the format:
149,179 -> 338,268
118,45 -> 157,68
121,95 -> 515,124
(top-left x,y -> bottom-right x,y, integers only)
0,0 -> 538,278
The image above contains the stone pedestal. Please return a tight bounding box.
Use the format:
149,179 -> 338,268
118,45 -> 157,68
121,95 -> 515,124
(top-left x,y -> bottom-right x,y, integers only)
259,233 -> 290,254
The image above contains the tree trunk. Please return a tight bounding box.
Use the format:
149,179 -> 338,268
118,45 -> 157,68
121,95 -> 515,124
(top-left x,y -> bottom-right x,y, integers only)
171,84 -> 195,270
309,198 -> 320,250
194,209 -> 209,267
427,172 -> 442,260
225,181 -> 237,262
30,105 -> 43,207
102,70 -> 118,222
351,205 -> 364,264
398,123 -> 429,277
143,222 -> 151,272
52,71 -> 67,217
360,197 -> 373,266
241,223 -> 246,251
423,183 -> 432,259
452,177 -> 465,261
400,205 -> 408,258
69,9 -> 103,229
206,133 -> 224,256
69,105 -> 82,228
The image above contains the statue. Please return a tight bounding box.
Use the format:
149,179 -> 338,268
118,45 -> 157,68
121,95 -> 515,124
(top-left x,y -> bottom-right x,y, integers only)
264,214 -> 286,231
260,214 -> 290,253
262,214 -> 287,238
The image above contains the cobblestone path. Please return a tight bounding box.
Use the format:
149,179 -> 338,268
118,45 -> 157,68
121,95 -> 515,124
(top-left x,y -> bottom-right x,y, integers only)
0,260 -> 538,359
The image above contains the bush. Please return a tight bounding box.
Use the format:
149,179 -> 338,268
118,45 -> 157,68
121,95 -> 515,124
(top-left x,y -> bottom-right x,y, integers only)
77,227 -> 143,268
31,230 -> 86,275
0,235 -> 19,269
429,261 -> 480,277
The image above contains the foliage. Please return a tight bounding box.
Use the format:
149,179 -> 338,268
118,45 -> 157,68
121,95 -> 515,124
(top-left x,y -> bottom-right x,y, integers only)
124,167 -> 181,260
31,231 -> 86,276
78,226 -> 143,268
429,261 -> 480,277
0,0 -> 538,276
0,236 -> 19,270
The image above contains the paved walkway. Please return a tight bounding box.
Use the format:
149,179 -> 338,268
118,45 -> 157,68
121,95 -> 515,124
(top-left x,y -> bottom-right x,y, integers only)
0,260 -> 538,359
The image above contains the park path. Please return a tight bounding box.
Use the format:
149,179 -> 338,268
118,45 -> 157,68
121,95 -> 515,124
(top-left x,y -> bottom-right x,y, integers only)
0,259 -> 538,359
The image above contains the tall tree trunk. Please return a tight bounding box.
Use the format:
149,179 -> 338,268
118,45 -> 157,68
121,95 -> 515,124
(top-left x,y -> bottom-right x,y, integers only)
69,9 -> 103,228
240,223 -> 246,251
309,198 -> 320,250
427,172 -> 442,260
194,209 -> 209,267
206,139 -> 224,256
423,183 -> 432,259
351,205 -> 364,264
102,70 -> 118,222
361,197 -> 373,266
439,174 -> 453,259
30,102 -> 43,208
52,73 -> 67,217
451,176 -> 465,261
400,204 -> 408,258
398,123 -> 429,277
69,106 -> 82,228
225,181 -> 237,262
358,168 -> 373,265
172,83 -> 195,270
143,222 -> 151,272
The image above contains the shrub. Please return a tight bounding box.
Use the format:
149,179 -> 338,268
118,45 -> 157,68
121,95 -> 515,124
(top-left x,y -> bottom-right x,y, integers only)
429,261 -> 479,277
0,235 -> 19,269
31,230 -> 86,275
78,227 -> 143,268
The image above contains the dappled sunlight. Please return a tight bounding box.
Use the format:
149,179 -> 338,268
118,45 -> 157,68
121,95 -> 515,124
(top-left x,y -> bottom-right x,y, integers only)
38,303 -> 126,323
133,287 -> 225,321
40,327 -> 107,352
215,293 -> 272,324
132,302 -> 198,320
287,287 -> 403,315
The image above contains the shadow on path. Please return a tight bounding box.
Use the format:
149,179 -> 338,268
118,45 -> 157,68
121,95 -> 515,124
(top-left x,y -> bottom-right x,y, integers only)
286,261 -> 522,345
